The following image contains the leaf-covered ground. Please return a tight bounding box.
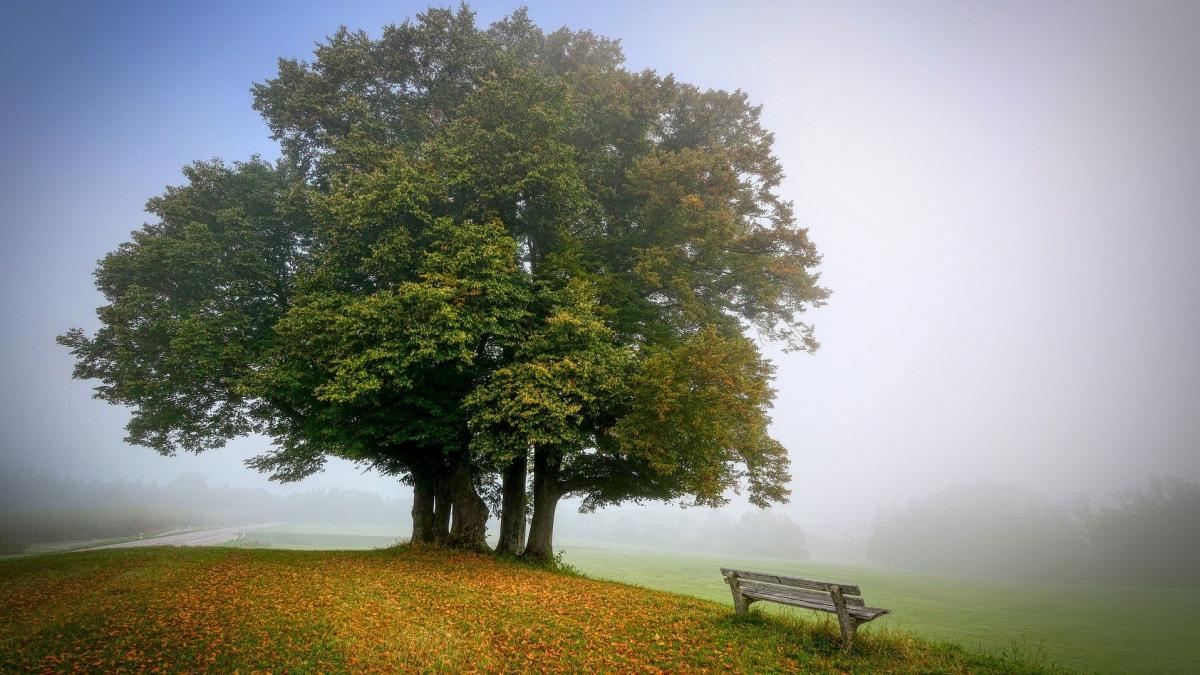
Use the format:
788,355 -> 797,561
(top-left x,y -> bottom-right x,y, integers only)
0,546 -> 1062,673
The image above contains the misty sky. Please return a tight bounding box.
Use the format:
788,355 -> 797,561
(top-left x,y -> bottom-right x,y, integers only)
1,0 -> 1197,534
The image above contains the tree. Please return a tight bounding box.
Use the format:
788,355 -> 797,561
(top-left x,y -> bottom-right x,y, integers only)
59,158 -> 311,457
242,210 -> 532,549
61,5 -> 828,556
1082,477 -> 1200,587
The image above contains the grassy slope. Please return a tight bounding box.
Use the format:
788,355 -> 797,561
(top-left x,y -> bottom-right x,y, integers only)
559,542 -> 1200,675
0,547 -> 1060,673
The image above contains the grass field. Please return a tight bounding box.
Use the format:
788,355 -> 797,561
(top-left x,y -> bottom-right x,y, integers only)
0,546 -> 1061,673
233,522 -> 404,550
219,525 -> 1199,673
558,541 -> 1200,675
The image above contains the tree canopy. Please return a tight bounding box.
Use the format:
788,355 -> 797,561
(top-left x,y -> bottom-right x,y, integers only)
60,5 -> 828,557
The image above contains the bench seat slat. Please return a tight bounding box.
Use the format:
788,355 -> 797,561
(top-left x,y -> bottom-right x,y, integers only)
742,588 -> 837,612
721,567 -> 862,596
738,579 -> 866,608
848,607 -> 889,621
741,587 -> 889,621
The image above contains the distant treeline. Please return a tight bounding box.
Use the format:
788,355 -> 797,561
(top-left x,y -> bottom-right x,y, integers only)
555,506 -> 809,560
0,507 -> 193,553
867,478 -> 1200,587
0,470 -> 411,552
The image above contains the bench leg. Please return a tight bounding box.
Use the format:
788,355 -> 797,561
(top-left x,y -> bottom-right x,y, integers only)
733,592 -> 751,614
724,574 -> 751,614
830,585 -> 857,649
837,616 -> 859,649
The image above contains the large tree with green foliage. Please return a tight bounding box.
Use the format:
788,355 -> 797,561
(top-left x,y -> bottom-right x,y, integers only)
60,5 -> 828,557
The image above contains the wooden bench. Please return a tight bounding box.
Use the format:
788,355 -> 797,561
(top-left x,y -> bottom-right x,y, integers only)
721,568 -> 889,648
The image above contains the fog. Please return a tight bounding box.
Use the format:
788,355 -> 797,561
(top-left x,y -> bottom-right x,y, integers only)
2,1 -> 1198,574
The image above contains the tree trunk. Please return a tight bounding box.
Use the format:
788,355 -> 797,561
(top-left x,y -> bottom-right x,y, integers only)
447,452 -> 490,551
410,471 -> 435,544
432,474 -> 452,545
517,499 -> 527,551
523,446 -> 562,560
495,451 -> 528,555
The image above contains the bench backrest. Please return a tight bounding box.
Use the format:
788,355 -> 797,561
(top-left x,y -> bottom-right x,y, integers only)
721,567 -> 866,607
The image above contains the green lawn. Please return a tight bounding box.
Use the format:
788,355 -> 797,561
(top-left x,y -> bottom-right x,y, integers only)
231,522 -> 404,550
558,541 -> 1200,675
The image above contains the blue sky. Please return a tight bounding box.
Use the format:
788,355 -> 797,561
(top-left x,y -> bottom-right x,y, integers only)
2,1 -> 1198,532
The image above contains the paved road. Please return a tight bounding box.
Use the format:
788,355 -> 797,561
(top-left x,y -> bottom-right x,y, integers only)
88,523 -> 279,550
